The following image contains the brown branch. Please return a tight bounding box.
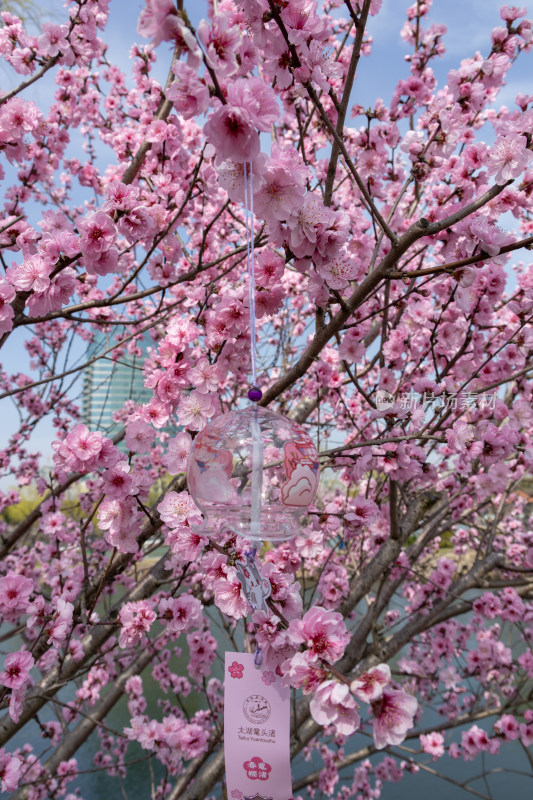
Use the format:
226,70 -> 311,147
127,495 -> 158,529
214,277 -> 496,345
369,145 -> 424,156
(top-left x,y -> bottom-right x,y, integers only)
419,181 -> 512,237
166,749 -> 225,800
259,217 -> 430,407
0,551 -> 172,748
0,312 -> 168,400
304,81 -> 398,242
120,39 -> 180,186
388,235 -> 533,279
266,0 -> 396,242
389,479 -> 399,540
10,646 -> 157,800
324,0 -> 372,206
259,180 -> 511,408
15,236 -> 265,328
0,56 -> 61,105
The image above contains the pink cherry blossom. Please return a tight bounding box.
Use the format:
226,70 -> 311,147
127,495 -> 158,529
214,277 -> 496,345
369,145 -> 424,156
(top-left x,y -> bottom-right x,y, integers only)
188,359 -> 221,394
117,206 -> 157,244
289,606 -> 350,664
46,597 -> 74,647
310,680 -> 361,735
137,0 -> 180,46
119,601 -> 157,649
420,731 -> 445,759
344,496 -> 379,536
7,255 -> 50,293
0,649 -> 34,690
204,105 -> 260,164
487,134 -> 533,184
38,23 -> 69,58
84,246 -> 119,276
216,154 -> 268,203
351,664 -> 391,703
227,77 -> 279,131
102,461 -> 133,498
157,490 -> 199,527
461,725 -> 499,760
255,252 -> 285,289
159,594 -> 202,634
177,390 -> 216,430
0,749 -> 22,793
254,153 -> 307,223
163,432 -> 192,475
166,62 -> 210,120
187,629 -> 217,677
0,96 -> 42,142
520,721 -> 533,747
52,424 -> 115,477
318,249 -> 360,290
0,281 -> 15,333
0,571 -> 34,612
500,6 -> 527,22
213,573 -> 248,619
178,722 -> 209,759
125,419 -> 155,453
197,13 -> 241,77
494,714 -> 520,741
141,399 -> 170,429
165,526 -> 208,561
338,330 -> 365,364
282,650 -> 327,694
372,689 -> 418,749
78,211 -> 117,258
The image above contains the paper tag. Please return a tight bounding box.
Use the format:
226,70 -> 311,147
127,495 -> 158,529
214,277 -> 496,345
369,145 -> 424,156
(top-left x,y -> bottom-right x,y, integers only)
224,651 -> 292,800
235,553 -> 271,614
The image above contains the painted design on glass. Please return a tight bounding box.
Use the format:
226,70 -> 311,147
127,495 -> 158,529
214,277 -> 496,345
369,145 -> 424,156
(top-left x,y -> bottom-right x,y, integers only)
281,439 -> 320,506
187,428 -> 234,504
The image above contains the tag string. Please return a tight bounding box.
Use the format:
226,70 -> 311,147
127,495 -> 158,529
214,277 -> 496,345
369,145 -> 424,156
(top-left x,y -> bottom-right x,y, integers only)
246,548 -> 263,667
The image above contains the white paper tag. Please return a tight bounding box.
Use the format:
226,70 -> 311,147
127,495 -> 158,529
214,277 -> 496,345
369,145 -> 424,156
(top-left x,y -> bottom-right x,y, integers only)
224,651 -> 292,800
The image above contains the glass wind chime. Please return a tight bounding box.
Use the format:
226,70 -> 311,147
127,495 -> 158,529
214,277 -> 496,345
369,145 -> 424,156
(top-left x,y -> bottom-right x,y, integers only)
187,163 -> 320,545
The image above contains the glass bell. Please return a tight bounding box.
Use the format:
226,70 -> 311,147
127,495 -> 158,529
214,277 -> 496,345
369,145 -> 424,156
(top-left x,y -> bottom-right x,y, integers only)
186,406 -> 320,541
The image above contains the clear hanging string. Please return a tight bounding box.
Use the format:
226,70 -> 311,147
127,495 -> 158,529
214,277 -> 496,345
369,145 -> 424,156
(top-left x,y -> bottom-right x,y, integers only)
243,161 -> 258,388
243,161 -> 263,545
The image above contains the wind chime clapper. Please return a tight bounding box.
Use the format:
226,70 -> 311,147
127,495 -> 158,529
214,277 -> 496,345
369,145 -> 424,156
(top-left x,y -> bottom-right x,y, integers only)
186,161 -> 320,545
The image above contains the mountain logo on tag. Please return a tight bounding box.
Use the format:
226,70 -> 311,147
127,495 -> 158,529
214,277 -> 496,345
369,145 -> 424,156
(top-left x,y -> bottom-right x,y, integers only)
243,694 -> 271,724
243,795 -> 273,800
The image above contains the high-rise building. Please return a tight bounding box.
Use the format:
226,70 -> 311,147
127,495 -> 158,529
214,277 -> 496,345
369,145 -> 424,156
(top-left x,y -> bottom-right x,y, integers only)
82,330 -> 152,434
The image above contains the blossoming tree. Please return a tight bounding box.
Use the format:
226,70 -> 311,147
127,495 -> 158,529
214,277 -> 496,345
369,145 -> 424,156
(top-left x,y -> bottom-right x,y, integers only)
0,0 -> 532,798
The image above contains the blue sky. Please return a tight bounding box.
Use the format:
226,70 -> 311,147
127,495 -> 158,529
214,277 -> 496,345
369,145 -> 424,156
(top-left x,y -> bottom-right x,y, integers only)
1,0 -> 531,483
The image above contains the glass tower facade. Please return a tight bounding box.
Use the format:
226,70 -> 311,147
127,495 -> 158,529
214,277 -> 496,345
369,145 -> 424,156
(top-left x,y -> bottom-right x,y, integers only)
82,330 -> 152,435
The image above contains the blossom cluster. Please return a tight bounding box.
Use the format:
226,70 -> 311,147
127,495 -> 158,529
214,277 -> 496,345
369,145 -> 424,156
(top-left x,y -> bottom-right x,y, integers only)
0,0 -> 532,798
